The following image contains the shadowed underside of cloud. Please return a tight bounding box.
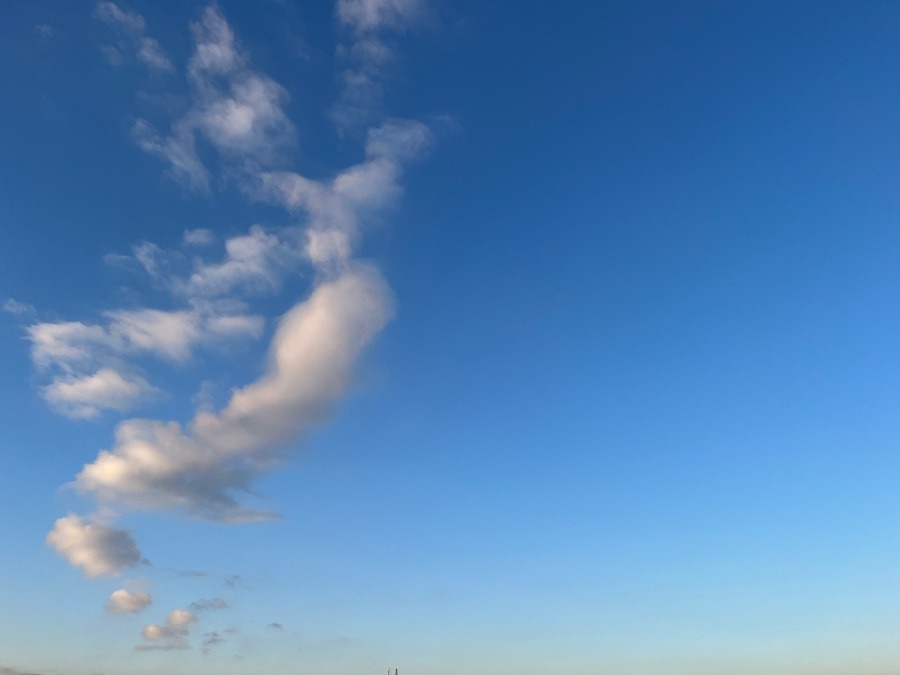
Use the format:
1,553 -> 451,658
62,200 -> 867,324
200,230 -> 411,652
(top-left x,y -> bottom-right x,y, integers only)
46,514 -> 141,577
137,609 -> 197,651
76,266 -> 392,522
107,588 -> 153,614
40,1 -> 434,592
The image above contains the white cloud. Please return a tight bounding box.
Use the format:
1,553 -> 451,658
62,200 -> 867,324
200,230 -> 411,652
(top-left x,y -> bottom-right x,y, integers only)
76,266 -> 392,522
46,514 -> 141,577
40,2 -> 436,592
2,299 -> 36,318
331,0 -> 423,130
28,321 -> 111,371
337,0 -> 422,33
138,608 -> 197,650
183,228 -> 214,246
25,301 -> 262,419
94,1 -> 173,72
257,119 -> 432,268
107,588 -> 153,614
134,5 -> 295,192
43,368 -> 159,419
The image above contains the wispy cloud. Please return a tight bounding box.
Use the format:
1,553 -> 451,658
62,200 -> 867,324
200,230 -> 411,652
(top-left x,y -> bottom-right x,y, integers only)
46,514 -> 141,577
332,0 -> 424,131
42,1 -> 436,607
43,368 -> 159,420
200,630 -> 225,655
189,597 -> 229,611
94,2 -> 173,72
133,6 -> 295,193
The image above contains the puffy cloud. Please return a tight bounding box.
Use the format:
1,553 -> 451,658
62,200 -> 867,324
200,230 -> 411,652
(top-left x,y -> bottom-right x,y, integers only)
25,294 -> 264,419
138,608 -> 197,651
76,266 -> 392,522
167,609 -> 198,627
46,515 -> 141,577
43,368 -> 159,419
107,588 -> 152,614
94,2 -> 173,72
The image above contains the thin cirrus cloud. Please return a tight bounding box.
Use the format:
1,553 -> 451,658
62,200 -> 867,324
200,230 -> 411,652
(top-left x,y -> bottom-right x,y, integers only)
331,0 -> 424,131
132,5 -> 296,193
94,1 -> 173,72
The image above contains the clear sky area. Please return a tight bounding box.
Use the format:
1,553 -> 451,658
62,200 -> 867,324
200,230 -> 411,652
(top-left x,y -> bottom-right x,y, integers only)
2,1 -> 900,673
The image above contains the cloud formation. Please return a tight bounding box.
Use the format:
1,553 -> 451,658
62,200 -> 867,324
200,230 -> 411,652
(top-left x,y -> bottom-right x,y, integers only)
189,597 -> 229,611
41,2 -> 435,598
134,5 -> 295,192
138,609 -> 197,651
77,265 -> 392,522
94,1 -> 173,72
332,0 -> 423,131
107,588 -> 153,614
46,515 -> 141,577
26,301 -> 262,419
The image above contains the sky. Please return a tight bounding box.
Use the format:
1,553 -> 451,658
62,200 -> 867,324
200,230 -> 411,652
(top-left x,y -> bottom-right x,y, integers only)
3,0 -> 900,673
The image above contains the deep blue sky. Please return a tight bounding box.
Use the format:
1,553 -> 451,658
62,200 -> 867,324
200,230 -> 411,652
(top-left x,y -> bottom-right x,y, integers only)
2,1 -> 900,673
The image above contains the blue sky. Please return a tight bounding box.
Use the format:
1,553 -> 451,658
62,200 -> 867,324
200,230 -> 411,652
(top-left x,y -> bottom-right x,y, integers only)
3,1 -> 900,673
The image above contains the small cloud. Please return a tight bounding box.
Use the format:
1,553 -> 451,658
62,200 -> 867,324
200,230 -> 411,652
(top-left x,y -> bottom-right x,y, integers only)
34,24 -> 56,39
138,609 -> 197,651
267,622 -> 283,630
94,1 -> 173,72
200,631 -> 225,656
183,228 -> 215,246
3,299 -> 35,319
178,569 -> 210,578
101,45 -> 125,67
189,597 -> 229,611
107,588 -> 152,614
223,575 -> 242,588
46,514 -> 141,578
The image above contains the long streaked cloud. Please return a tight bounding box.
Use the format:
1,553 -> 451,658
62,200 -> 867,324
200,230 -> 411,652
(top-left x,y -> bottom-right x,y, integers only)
77,265 -> 392,522
42,1 -> 435,597
94,1 -> 173,72
46,514 -> 141,577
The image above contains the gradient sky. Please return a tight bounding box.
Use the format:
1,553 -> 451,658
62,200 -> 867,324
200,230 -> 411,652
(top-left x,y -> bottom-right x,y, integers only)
3,1 -> 900,674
